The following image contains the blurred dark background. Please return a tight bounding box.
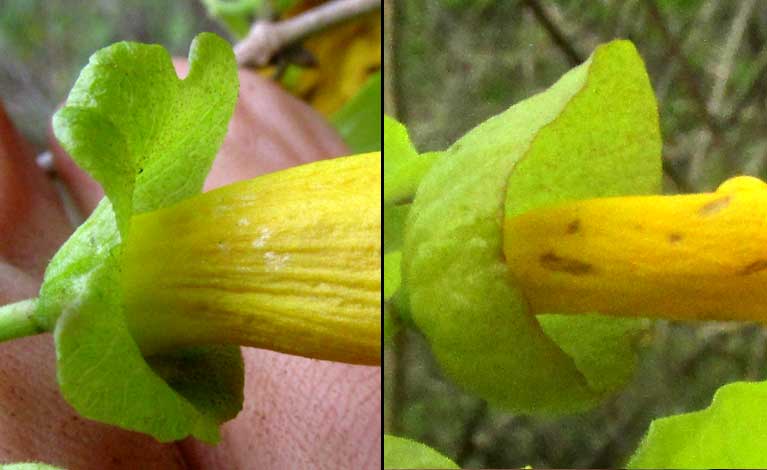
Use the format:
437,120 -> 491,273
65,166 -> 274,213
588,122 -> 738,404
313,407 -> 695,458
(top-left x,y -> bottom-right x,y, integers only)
0,0 -> 226,149
384,0 -> 767,467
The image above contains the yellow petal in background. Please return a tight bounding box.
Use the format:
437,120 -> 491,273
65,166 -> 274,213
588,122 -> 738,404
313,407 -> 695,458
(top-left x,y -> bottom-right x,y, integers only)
122,153 -> 381,365
504,176 -> 767,324
279,1 -> 381,115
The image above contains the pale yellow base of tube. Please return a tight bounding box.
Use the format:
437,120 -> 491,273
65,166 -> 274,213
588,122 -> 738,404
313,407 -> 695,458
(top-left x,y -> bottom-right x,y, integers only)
122,153 -> 381,365
504,176 -> 767,323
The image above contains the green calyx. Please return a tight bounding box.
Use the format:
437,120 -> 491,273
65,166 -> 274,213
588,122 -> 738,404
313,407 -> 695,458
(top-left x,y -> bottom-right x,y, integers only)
25,32 -> 242,443
396,39 -> 662,413
387,39 -> 767,467
383,115 -> 441,343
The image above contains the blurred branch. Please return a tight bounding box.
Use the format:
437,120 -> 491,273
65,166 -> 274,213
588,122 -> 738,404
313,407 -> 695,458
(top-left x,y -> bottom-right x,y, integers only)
383,0 -> 397,117
708,0 -> 756,115
677,0 -> 718,49
611,0 -> 639,38
689,0 -> 755,181
234,0 -> 379,67
643,0 -> 729,187
724,44 -> 767,126
655,2 -> 717,112
643,0 -> 722,140
521,0 -> 583,66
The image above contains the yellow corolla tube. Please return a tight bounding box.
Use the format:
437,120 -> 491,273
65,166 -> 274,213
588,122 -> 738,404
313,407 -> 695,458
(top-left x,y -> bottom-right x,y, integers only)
504,176 -> 767,323
122,153 -> 381,365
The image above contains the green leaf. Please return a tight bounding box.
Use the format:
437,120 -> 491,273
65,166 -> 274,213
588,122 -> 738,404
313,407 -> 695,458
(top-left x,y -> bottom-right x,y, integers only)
384,435 -> 459,469
201,0 -> 263,38
402,40 -> 662,413
331,71 -> 381,153
53,32 -> 238,235
37,34 -> 244,442
629,381 -> 767,468
273,0 -> 300,12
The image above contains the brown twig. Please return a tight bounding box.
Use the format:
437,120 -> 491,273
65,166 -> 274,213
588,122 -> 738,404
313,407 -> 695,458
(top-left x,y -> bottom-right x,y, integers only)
234,0 -> 379,67
521,0 -> 583,66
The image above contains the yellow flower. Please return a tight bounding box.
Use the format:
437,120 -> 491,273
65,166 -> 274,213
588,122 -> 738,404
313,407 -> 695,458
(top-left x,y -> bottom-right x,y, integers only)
121,152 -> 381,365
504,175 -> 767,324
277,1 -> 381,115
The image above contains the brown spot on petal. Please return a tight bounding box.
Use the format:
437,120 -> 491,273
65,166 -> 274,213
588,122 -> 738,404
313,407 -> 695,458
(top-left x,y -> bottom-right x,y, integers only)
738,260 -> 767,276
566,219 -> 580,234
699,196 -> 730,216
540,251 -> 594,275
669,232 -> 683,243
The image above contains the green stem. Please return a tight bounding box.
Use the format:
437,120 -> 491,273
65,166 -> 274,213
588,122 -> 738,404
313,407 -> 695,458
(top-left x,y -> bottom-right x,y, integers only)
0,298 -> 43,343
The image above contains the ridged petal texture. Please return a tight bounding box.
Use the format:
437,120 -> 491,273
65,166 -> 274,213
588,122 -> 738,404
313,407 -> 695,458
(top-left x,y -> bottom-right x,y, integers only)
123,153 -> 381,365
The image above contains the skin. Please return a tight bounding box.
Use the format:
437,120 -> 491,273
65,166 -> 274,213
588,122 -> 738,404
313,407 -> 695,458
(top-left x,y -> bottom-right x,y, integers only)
0,62 -> 380,469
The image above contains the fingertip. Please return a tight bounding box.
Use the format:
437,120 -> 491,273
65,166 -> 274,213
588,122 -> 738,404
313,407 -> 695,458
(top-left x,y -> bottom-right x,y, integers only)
0,103 -> 70,275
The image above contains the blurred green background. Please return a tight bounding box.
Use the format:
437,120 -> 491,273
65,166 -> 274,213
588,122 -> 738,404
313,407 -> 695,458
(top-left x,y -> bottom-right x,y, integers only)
0,0 -> 381,154
385,0 -> 767,467
0,0 -> 227,148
